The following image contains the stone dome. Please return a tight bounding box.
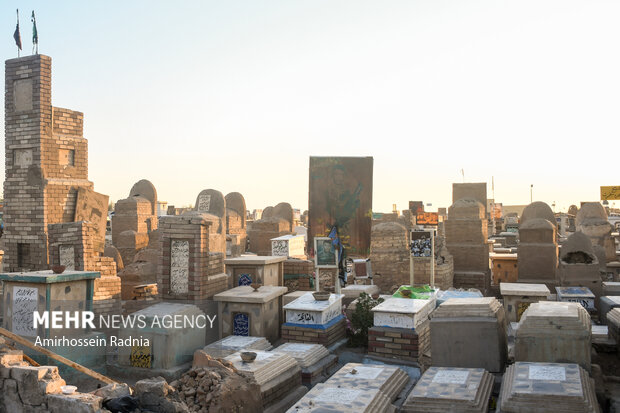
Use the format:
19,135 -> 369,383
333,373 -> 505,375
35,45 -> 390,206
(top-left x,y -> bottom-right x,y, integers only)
521,202 -> 555,225
576,202 -> 607,226
560,231 -> 596,264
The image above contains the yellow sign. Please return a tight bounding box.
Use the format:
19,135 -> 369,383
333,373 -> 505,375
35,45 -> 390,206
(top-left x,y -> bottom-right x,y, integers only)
130,345 -> 152,368
601,186 -> 620,200
517,302 -> 531,321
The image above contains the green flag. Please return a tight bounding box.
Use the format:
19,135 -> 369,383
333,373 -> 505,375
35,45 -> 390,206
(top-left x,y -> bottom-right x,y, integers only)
31,11 -> 38,53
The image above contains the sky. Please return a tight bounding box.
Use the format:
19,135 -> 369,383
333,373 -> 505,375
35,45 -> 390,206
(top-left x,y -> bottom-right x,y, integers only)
1,1 -> 619,213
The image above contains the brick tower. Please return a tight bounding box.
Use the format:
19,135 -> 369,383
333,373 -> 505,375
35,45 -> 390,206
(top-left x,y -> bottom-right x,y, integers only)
4,55 -> 93,271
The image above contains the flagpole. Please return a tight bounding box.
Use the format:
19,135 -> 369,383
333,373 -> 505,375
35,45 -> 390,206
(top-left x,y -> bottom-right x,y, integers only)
16,9 -> 20,57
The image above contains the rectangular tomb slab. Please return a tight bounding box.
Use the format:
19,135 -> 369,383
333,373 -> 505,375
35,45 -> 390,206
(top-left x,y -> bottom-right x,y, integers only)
500,282 -> 550,296
0,270 -> 100,339
202,336 -> 272,358
371,297 -> 435,329
117,302 -> 206,370
287,383 -> 391,413
341,284 -> 381,299
215,286 -> 287,343
326,363 -> 408,402
214,285 -> 288,303
501,282 -> 550,323
498,362 -> 600,413
284,293 -> 343,325
273,343 -> 330,369
556,286 -> 595,311
402,367 -> 494,413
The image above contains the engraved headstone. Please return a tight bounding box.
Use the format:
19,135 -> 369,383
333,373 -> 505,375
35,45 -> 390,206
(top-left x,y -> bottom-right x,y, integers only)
12,286 -> 38,336
13,79 -> 33,112
59,245 -> 75,270
233,312 -> 250,336
197,194 -> 211,213
14,149 -> 33,167
170,240 -> 189,294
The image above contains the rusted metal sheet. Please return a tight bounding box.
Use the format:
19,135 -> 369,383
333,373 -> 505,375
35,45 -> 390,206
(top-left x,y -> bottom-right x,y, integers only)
308,156 -> 373,257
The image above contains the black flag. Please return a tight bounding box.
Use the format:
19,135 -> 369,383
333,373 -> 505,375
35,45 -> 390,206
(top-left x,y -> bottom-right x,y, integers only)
14,9 -> 22,51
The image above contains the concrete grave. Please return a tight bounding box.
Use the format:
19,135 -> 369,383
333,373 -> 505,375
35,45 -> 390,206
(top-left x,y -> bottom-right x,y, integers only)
515,301 -> 591,372
284,292 -> 344,326
402,367 -> 494,413
371,297 -> 435,330
497,362 -> 599,413
116,302 -> 206,375
0,269 -> 106,379
273,343 -> 337,385
287,383 -> 392,413
430,297 -> 508,372
224,255 -> 286,287
214,285 -> 287,343
325,363 -> 408,403
225,350 -> 302,409
199,335 -> 272,359
599,296 -> 620,325
555,286 -> 595,312
282,293 -> 346,347
500,282 -> 550,323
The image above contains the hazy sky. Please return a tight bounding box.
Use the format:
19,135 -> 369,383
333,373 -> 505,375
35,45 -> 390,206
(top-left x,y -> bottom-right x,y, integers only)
1,1 -> 618,213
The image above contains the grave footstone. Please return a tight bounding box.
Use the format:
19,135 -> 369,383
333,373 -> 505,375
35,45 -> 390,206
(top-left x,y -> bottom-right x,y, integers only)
401,367 -> 493,413
497,362 -> 599,413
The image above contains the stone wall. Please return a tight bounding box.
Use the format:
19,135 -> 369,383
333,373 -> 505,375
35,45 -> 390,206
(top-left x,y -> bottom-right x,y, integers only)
3,55 -> 94,272
445,198 -> 490,293
370,221 -> 410,293
283,259 -> 314,292
48,221 -> 121,319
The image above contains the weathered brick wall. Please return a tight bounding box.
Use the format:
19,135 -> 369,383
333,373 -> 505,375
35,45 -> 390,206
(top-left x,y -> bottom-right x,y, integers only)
283,259 -> 314,291
368,322 -> 430,364
4,55 -> 93,272
370,222 -> 410,293
445,199 -> 490,292
247,218 -> 292,255
410,256 -> 454,290
158,215 -> 228,301
48,221 -> 121,319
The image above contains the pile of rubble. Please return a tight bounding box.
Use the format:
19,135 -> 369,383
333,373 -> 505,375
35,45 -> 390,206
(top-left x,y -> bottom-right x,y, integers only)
170,354 -> 262,413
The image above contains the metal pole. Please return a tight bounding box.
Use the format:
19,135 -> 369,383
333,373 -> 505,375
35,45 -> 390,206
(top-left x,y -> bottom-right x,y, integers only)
409,255 -> 414,287
316,268 -> 320,292
430,230 -> 435,288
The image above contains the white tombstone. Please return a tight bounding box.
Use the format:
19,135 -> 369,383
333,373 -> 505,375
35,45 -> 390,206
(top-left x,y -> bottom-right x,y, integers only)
284,292 -> 343,325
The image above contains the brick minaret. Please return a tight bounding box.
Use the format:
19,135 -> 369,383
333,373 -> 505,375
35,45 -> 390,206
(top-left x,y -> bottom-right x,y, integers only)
4,55 -> 93,271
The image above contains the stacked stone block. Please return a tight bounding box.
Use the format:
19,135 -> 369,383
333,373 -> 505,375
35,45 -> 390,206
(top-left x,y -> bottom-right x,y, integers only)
445,198 -> 490,294
517,202 -> 559,288
247,218 -> 292,256
280,318 -> 346,347
370,222 -> 410,293
4,55 -> 93,272
368,321 -> 431,364
158,215 -> 229,316
47,221 -> 121,319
